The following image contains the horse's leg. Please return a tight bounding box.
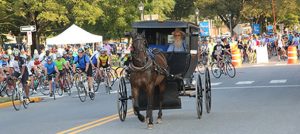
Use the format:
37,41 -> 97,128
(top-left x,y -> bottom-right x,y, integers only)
157,81 -> 165,124
132,86 -> 145,122
146,84 -> 154,129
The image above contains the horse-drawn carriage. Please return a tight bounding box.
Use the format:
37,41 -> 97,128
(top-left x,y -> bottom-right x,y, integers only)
117,20 -> 212,128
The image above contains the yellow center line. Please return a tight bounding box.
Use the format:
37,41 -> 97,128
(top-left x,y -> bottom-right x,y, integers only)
70,111 -> 134,134
57,109 -> 133,134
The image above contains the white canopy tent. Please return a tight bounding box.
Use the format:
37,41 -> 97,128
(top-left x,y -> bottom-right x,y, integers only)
46,24 -> 102,45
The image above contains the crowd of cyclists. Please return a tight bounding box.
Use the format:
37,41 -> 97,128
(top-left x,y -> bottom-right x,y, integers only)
0,43 -> 131,103
199,31 -> 300,65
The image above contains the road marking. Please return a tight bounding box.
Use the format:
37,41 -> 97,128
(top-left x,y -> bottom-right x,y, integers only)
275,63 -> 287,66
270,79 -> 287,84
235,81 -> 254,85
211,82 -> 222,86
252,64 -> 266,67
213,84 -> 300,89
57,109 -> 133,134
69,116 -> 120,134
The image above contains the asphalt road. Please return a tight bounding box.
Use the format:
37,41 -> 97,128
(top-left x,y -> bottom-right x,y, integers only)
0,64 -> 299,134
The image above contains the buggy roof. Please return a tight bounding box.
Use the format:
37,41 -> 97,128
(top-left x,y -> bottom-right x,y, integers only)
132,20 -> 198,29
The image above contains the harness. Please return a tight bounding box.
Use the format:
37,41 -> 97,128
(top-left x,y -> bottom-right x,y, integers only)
129,36 -> 168,76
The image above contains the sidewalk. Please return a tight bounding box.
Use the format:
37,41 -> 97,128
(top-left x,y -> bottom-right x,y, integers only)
0,96 -> 42,109
239,56 -> 300,68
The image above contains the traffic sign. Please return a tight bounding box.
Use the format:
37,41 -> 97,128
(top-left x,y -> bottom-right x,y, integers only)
20,25 -> 36,32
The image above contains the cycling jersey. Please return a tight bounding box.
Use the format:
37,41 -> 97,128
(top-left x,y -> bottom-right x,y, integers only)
73,54 -> 90,69
44,62 -> 56,75
98,55 -> 109,67
54,58 -> 66,71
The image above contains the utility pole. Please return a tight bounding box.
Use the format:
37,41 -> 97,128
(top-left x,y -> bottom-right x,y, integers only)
271,0 -> 277,33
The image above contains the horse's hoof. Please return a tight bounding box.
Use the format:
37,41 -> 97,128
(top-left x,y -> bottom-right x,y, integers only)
156,118 -> 162,124
147,124 -> 153,129
138,115 -> 145,122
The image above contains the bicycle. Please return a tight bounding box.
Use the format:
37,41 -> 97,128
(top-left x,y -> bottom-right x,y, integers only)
11,77 -> 29,111
74,68 -> 95,102
211,54 -> 236,78
48,74 -> 63,100
102,67 -> 117,94
28,73 -> 48,95
58,69 -> 72,96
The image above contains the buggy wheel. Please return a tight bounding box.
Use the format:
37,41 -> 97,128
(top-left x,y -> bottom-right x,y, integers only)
77,81 -> 87,102
225,62 -> 236,78
196,63 -> 205,74
211,63 -> 221,78
12,88 -> 21,111
196,74 -> 203,119
205,67 -> 212,113
117,77 -> 128,121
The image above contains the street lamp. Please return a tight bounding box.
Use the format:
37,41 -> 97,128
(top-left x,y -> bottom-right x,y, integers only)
195,8 -> 199,25
138,2 -> 144,21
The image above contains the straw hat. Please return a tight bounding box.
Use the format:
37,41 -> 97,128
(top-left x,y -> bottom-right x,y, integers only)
172,28 -> 185,36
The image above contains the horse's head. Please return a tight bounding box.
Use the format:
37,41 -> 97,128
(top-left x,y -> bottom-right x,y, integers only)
131,31 -> 148,66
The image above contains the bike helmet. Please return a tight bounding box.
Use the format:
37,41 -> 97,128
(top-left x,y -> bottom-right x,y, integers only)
96,46 -> 102,51
3,54 -> 9,59
78,48 -> 84,53
63,51 -> 68,55
57,53 -> 62,58
84,45 -> 90,50
46,56 -> 52,62
13,49 -> 20,56
34,54 -> 39,59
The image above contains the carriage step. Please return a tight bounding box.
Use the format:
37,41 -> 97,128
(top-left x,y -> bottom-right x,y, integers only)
179,91 -> 196,97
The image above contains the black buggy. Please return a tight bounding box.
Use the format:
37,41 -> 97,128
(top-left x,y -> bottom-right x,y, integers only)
117,20 -> 212,121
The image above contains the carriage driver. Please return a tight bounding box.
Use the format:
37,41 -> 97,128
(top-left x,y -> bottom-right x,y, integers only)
167,28 -> 187,52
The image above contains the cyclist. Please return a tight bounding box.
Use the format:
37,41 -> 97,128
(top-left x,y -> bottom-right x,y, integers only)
84,45 -> 93,57
0,54 -> 10,82
28,55 -> 37,94
72,48 -> 94,97
97,48 -> 111,81
10,51 -> 30,102
44,56 -> 60,97
212,39 -> 225,62
54,53 -> 68,92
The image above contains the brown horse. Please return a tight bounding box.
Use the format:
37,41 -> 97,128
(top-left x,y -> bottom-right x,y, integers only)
129,32 -> 168,129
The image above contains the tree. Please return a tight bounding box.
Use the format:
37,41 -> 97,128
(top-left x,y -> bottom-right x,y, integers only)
5,0 -> 103,54
170,0 -> 196,20
195,0 -> 247,36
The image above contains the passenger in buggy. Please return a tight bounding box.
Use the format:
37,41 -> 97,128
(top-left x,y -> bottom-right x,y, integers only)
167,28 -> 187,52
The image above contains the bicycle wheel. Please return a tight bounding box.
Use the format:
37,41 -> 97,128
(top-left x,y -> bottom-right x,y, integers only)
56,81 -> 63,96
76,76 -> 87,102
64,78 -> 72,96
108,71 -> 117,86
93,74 -> 101,93
225,62 -> 236,78
40,77 -> 50,95
12,88 -> 21,111
211,63 -> 222,78
196,63 -> 205,74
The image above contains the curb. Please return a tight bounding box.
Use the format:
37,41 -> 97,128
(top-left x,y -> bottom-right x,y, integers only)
0,97 -> 42,109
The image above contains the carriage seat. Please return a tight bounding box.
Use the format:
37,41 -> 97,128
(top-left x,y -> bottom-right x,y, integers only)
148,44 -> 169,52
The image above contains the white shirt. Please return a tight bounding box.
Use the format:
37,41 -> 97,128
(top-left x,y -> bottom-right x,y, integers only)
27,60 -> 34,75
10,60 -> 20,73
